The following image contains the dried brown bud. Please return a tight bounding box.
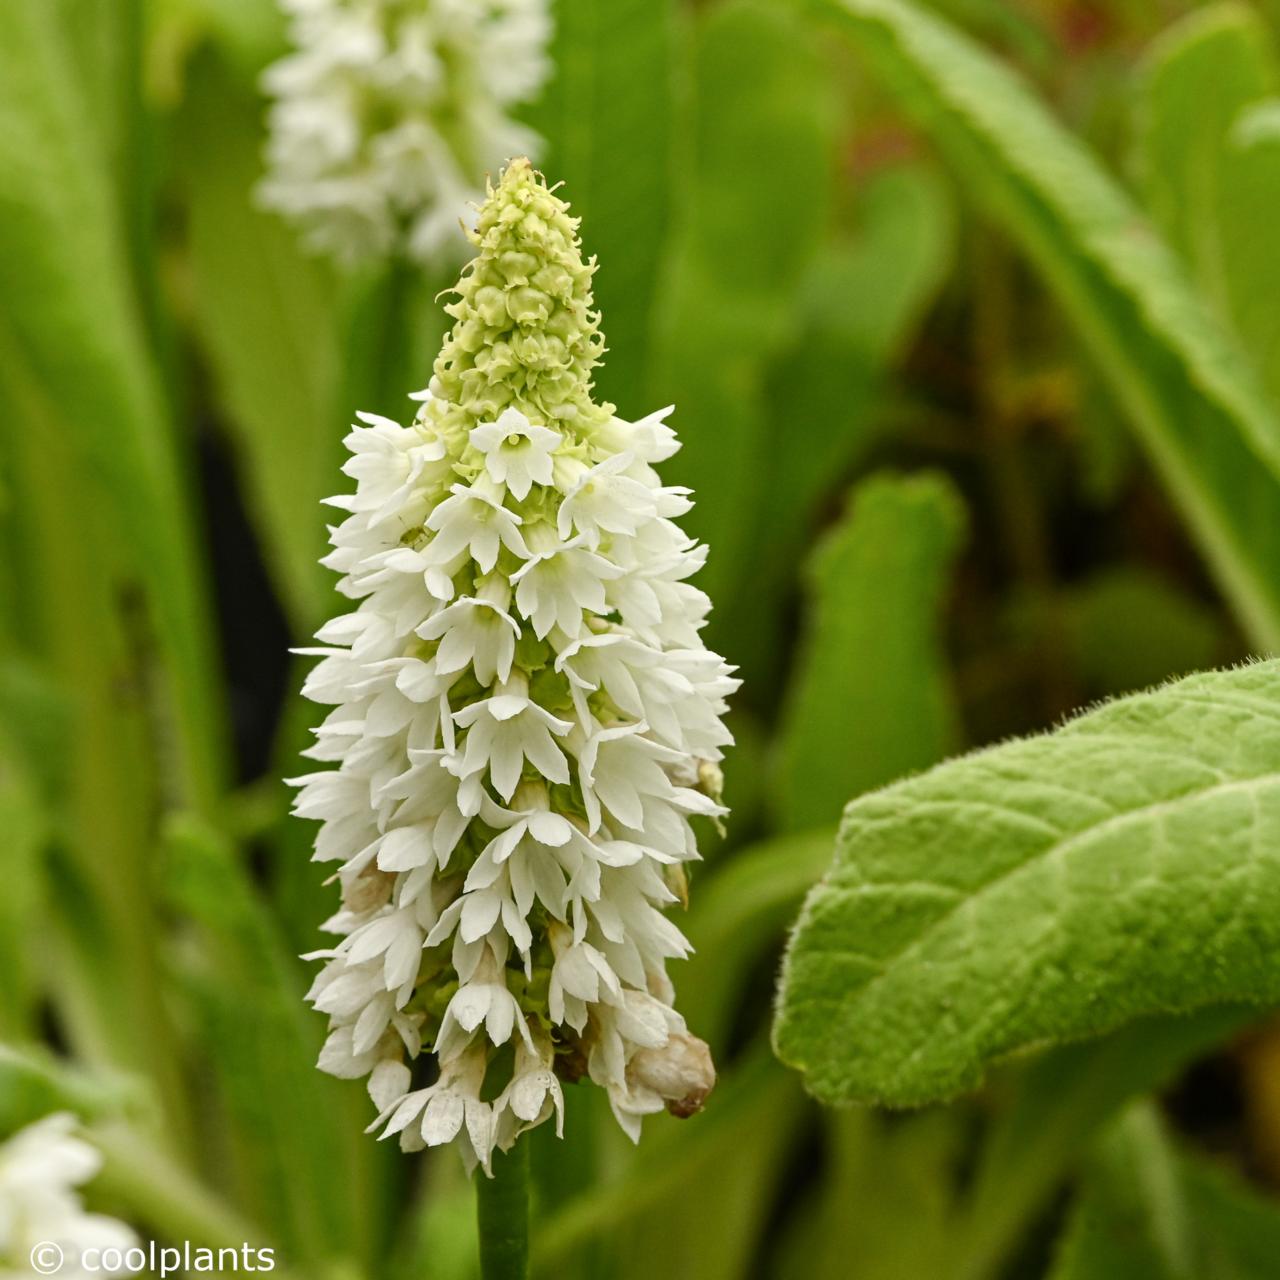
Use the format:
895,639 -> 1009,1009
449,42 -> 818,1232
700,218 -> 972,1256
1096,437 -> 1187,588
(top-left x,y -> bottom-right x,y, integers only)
627,1032 -> 716,1119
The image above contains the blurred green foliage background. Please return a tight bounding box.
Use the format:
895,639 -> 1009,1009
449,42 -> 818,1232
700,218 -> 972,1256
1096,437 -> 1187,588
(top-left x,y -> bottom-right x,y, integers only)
5,0 -> 1280,1276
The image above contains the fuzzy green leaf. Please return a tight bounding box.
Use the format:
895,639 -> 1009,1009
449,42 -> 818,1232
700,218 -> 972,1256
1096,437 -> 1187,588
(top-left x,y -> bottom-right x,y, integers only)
1136,5 -> 1280,417
816,0 -> 1280,652
1218,100 -> 1280,407
774,660 -> 1280,1107
1136,4 -> 1276,299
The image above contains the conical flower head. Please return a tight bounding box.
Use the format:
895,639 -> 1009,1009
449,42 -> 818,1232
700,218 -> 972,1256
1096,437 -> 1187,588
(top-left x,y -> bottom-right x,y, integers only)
291,160 -> 738,1172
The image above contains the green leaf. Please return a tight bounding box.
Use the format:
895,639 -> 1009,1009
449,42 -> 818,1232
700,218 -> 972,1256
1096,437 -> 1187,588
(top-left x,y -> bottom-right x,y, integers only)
773,659 -> 1280,1107
0,1044 -> 144,1136
0,741 -> 47,1037
957,1007 -> 1256,1280
1218,100 -> 1280,406
814,0 -> 1280,652
1049,1103 -> 1194,1280
179,49 -> 343,631
0,0 -> 226,803
654,0 -> 840,619
1136,6 -> 1280,416
1050,1102 -> 1280,1280
1056,568 -> 1229,699
1135,3 -> 1276,310
0,343 -> 195,1144
776,471 -> 967,830
163,813 -> 382,1270
531,0 -> 676,415
726,163 -> 957,690
51,0 -> 141,225
681,826 -> 837,1051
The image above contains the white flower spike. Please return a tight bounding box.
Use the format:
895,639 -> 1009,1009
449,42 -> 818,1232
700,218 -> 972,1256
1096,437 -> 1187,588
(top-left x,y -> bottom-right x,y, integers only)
292,159 -> 738,1171
0,1114 -> 137,1278
259,0 -> 552,266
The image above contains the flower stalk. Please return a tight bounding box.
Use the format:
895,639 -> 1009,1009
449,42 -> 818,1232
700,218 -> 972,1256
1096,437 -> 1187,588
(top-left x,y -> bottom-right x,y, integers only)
476,1140 -> 530,1280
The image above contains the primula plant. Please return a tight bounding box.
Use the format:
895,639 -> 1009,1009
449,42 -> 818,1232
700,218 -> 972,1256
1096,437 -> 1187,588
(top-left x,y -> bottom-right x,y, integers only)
13,0 -> 1280,1279
292,161 -> 733,1202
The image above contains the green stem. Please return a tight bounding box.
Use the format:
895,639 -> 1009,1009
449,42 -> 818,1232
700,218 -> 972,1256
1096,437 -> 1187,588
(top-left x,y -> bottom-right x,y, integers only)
477,1141 -> 530,1280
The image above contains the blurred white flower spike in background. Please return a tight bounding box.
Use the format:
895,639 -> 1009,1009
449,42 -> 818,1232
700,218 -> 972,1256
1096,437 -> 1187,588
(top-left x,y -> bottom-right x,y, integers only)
0,1114 -> 137,1277
291,159 -> 736,1171
259,0 -> 552,266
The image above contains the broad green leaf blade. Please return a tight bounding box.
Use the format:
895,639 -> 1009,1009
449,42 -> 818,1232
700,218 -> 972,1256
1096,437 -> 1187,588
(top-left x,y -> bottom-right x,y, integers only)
776,471 -> 966,830
1136,6 -> 1280,416
1049,1102 -> 1280,1280
957,1007 -> 1255,1280
776,1108 -> 966,1280
0,343 -> 195,1147
681,826 -> 837,1051
164,814 -> 382,1270
1135,3 -> 1276,313
727,163 -> 956,690
52,0 -> 142,236
814,0 -> 1280,652
1057,568 -> 1228,699
1048,1104 -> 1194,1280
0,0 -> 225,803
1219,101 -> 1280,406
531,0 -> 676,415
654,0 -> 839,623
179,50 -> 343,631
774,659 -> 1280,1107
766,164 -> 956,515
